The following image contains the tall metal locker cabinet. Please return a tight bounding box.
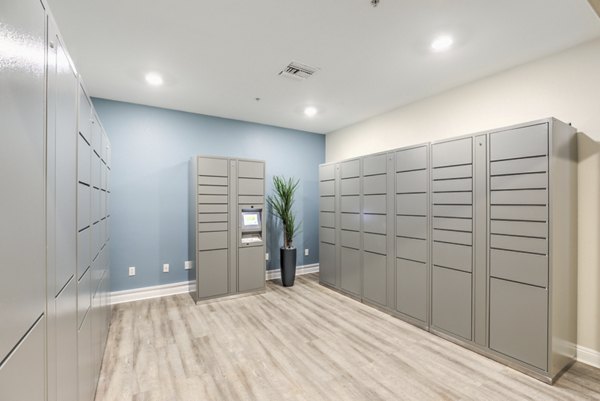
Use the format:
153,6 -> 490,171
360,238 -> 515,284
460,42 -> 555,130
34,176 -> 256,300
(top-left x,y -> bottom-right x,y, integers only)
0,0 -> 47,398
339,159 -> 362,297
318,163 -> 338,287
486,119 -> 577,381
362,152 -> 392,308
190,156 -> 266,302
395,144 -> 430,327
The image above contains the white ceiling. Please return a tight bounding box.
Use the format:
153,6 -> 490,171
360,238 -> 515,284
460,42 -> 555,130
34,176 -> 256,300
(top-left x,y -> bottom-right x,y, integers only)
48,0 -> 600,134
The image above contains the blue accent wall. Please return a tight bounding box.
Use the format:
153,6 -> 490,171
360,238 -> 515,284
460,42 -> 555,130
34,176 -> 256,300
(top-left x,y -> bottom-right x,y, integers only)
92,98 -> 325,292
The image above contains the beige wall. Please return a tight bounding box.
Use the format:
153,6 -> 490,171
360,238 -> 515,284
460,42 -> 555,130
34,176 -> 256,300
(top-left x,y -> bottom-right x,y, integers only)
326,38 -> 600,353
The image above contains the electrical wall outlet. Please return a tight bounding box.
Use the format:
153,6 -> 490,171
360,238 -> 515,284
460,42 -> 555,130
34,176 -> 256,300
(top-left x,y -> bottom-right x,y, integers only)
184,261 -> 192,270
128,266 -> 136,276
163,263 -> 169,273
265,253 -> 269,261
304,248 -> 309,256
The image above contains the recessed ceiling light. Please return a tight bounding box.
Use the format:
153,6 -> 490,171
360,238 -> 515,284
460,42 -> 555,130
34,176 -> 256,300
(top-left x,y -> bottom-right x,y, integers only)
304,106 -> 318,117
431,35 -> 454,52
145,72 -> 163,86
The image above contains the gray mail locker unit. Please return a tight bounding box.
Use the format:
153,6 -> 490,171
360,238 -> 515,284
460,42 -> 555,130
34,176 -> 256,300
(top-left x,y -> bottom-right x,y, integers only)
190,156 -> 266,302
395,144 -> 430,327
487,119 -> 577,382
319,163 -> 338,288
339,158 -> 362,297
362,152 -> 391,308
431,137 -> 474,341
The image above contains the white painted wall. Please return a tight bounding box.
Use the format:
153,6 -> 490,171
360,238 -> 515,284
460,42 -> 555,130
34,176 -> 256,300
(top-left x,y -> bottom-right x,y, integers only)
327,38 -> 600,354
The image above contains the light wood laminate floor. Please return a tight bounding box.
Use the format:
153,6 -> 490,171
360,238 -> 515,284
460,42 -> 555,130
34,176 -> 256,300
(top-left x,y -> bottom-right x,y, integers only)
96,274 -> 600,401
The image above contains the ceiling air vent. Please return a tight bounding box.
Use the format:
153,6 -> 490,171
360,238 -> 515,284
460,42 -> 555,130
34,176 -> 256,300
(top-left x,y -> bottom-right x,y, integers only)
278,61 -> 319,81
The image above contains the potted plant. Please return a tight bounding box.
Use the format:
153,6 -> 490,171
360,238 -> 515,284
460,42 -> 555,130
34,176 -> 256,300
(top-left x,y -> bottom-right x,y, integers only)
267,176 -> 301,287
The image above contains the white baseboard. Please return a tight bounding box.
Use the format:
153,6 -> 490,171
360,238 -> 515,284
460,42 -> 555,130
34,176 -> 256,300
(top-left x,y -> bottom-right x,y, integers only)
577,345 -> 600,369
265,263 -> 319,280
111,264 -> 319,305
111,280 -> 195,305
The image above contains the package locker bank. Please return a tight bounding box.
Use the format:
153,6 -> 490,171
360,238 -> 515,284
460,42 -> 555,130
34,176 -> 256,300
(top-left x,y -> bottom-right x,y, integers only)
319,118 -> 578,383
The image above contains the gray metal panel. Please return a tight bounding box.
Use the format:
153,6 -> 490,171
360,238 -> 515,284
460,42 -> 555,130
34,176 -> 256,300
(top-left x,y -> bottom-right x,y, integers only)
364,233 -> 386,255
396,237 -> 427,263
91,118 -> 102,156
197,249 -> 229,298
198,231 -> 228,250
79,86 -> 92,143
433,229 -> 472,246
238,195 -> 264,205
396,193 -> 427,216
490,189 -> 547,205
341,230 -> 360,249
319,242 -> 336,286
363,194 -> 386,214
78,312 -> 93,401
198,204 -> 229,213
238,160 -> 264,178
56,279 -> 78,401
238,246 -> 265,292
396,258 -> 427,322
432,266 -> 472,340
0,316 -> 45,401
432,178 -> 472,192
363,214 -> 386,234
320,212 -> 335,228
320,196 -> 336,212
473,133 -> 487,347
320,227 -> 335,244
396,170 -> 427,193
363,252 -> 387,306
432,217 -> 472,232
341,213 -> 360,231
490,157 -> 547,175
395,146 -> 427,172
319,180 -> 335,196
340,159 -> 360,178
490,220 -> 547,238
340,247 -> 361,296
432,192 -> 472,205
198,222 -> 228,232
198,185 -> 228,195
77,269 -> 91,329
198,157 -> 228,176
198,176 -> 228,186
78,184 -> 91,230
490,278 -> 548,370
0,0 -> 46,363
91,153 -> 101,188
363,174 -> 387,195
490,205 -> 547,221
491,234 -> 547,255
198,213 -> 228,222
198,194 -> 228,204
491,249 -> 548,288
432,138 -> 472,167
490,123 -> 548,161
77,229 -> 91,280
432,164 -> 472,180
490,173 -> 547,190
78,135 -> 91,185
432,205 -> 472,218
432,242 -> 472,272
340,196 -> 360,213
363,153 -> 387,176
341,177 -> 360,195
396,216 -> 427,239
319,164 -> 335,181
